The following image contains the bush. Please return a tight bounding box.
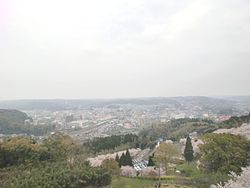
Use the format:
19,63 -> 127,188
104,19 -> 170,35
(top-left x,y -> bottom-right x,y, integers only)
193,172 -> 230,188
2,162 -> 111,188
176,163 -> 200,177
200,133 -> 250,174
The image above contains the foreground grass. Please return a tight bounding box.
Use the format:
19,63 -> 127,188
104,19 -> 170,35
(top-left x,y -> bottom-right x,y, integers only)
110,176 -> 190,188
109,163 -> 230,188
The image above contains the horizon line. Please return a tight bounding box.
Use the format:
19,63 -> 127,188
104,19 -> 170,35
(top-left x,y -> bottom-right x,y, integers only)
0,95 -> 250,101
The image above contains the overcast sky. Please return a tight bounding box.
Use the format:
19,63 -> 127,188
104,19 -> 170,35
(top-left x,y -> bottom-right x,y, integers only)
0,0 -> 250,99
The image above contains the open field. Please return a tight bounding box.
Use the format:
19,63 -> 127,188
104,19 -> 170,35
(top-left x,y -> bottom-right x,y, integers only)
110,176 -> 191,188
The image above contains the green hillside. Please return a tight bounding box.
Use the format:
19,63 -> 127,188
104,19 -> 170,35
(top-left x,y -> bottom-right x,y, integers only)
219,112 -> 250,128
0,109 -> 53,135
138,118 -> 217,148
0,109 -> 31,134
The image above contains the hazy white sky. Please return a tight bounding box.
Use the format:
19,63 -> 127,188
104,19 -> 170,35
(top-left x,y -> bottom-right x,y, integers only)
0,0 -> 250,99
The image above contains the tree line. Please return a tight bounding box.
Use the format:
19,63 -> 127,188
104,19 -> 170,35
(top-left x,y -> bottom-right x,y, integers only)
0,109 -> 55,136
0,133 -> 112,187
115,149 -> 133,167
86,134 -> 139,153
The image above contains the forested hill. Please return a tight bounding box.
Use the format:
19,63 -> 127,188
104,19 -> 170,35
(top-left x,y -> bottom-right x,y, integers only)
220,112 -> 250,128
0,109 -> 31,125
137,118 -> 217,149
0,109 -> 54,135
0,109 -> 31,134
138,113 -> 250,148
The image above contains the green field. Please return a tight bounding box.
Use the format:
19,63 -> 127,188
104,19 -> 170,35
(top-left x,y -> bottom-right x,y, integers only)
109,176 -> 191,188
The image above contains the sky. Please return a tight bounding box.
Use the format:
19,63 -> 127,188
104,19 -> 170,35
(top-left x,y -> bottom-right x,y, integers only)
0,0 -> 250,99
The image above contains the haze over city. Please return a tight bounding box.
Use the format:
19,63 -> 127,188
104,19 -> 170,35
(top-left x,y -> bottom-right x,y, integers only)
1,1 -> 250,187
1,0 -> 250,99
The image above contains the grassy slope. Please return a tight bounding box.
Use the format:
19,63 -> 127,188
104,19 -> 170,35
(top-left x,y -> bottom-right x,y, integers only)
110,176 -> 190,188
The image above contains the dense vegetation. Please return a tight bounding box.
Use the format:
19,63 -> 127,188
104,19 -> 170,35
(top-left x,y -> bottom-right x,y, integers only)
146,133 -> 250,188
138,113 -> 250,149
144,114 -> 250,187
0,109 -> 54,136
0,109 -> 30,123
154,142 -> 180,173
1,162 -> 111,188
0,134 -> 112,187
101,158 -> 120,175
86,134 -> 139,153
138,118 -> 217,149
200,133 -> 250,174
0,109 -> 30,133
184,136 -> 194,163
220,112 -> 250,128
116,149 -> 133,167
1,109 -> 250,187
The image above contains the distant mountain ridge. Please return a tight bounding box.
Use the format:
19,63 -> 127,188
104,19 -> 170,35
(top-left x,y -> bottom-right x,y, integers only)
0,96 -> 249,111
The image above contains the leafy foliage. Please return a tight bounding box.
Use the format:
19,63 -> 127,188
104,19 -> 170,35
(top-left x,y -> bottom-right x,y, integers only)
148,154 -> 155,166
0,109 -> 54,135
115,153 -> 120,164
138,118 -> 217,148
0,134 -> 112,187
220,113 -> 250,128
154,143 -> 180,174
118,150 -> 133,167
2,162 -> 111,188
125,149 -> 133,166
87,134 -> 138,153
0,109 -> 30,124
211,166 -> 250,188
42,133 -> 83,161
184,136 -> 194,162
101,158 -> 120,175
119,153 -> 126,167
200,133 -> 250,174
0,136 -> 47,167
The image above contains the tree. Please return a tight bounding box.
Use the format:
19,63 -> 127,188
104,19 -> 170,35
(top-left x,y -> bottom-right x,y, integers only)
101,158 -> 120,175
184,136 -> 194,163
0,134 -> 111,187
211,167 -> 250,188
87,134 -> 138,153
42,133 -> 82,161
148,153 -> 155,166
0,136 -> 46,167
119,150 -> 133,167
115,153 -> 120,164
200,133 -> 250,174
125,149 -> 133,166
3,161 -> 112,187
119,153 -> 126,167
154,142 -> 179,174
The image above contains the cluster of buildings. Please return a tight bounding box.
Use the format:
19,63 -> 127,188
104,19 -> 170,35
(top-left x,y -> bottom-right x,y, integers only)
23,102 -> 243,140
